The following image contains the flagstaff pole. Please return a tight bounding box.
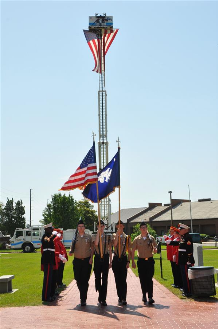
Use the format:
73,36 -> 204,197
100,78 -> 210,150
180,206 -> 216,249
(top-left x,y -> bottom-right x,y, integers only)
116,137 -> 121,258
96,181 -> 103,258
93,131 -> 103,259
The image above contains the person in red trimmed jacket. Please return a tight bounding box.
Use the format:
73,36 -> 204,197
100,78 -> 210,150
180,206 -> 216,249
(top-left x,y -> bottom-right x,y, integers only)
166,223 -> 195,297
56,230 -> 68,288
163,227 -> 175,287
171,228 -> 183,289
50,229 -> 61,298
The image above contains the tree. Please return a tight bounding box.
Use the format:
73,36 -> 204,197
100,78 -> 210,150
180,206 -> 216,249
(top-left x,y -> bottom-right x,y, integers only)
77,199 -> 97,231
0,198 -> 25,236
131,223 -> 157,242
42,193 -> 80,230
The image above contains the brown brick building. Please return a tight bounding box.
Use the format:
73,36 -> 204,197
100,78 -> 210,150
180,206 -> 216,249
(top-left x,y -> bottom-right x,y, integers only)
110,198 -> 218,236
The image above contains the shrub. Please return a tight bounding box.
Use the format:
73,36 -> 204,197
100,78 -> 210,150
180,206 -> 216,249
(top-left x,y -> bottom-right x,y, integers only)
200,234 -> 210,241
131,223 -> 157,241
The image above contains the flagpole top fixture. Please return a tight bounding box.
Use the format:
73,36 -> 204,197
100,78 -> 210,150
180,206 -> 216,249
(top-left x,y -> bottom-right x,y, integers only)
116,137 -> 121,148
89,14 -> 113,31
92,131 -> 96,141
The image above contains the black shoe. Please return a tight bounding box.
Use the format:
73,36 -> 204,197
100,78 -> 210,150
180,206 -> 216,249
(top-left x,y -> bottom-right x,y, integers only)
101,300 -> 107,306
122,300 -> 127,305
48,296 -> 56,302
118,298 -> 122,305
55,291 -> 59,296
142,297 -> 147,304
148,298 -> 155,304
58,283 -> 66,288
81,300 -> 86,306
182,292 -> 192,298
171,284 -> 176,288
98,297 -> 101,304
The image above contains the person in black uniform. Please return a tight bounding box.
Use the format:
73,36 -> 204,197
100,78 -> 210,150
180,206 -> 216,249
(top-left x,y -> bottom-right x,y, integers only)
93,220 -> 112,306
69,220 -> 93,306
112,220 -> 131,305
41,223 -> 56,302
166,223 -> 195,297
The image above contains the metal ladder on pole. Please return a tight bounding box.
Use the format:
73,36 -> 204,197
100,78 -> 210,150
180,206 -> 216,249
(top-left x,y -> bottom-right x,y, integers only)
98,71 -> 109,223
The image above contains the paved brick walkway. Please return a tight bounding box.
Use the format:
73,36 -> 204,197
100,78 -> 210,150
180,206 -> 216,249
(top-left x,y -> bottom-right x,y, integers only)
1,268 -> 218,329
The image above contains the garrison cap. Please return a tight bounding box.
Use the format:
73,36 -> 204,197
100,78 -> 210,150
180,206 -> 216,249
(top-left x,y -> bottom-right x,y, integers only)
116,220 -> 124,226
77,219 -> 85,226
97,219 -> 105,226
140,222 -> 147,228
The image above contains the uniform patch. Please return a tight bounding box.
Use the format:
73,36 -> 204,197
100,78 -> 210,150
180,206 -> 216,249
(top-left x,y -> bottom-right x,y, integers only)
187,241 -> 191,245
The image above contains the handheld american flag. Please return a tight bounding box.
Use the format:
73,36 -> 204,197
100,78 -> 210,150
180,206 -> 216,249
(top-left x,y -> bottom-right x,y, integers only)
60,143 -> 98,191
83,29 -> 119,73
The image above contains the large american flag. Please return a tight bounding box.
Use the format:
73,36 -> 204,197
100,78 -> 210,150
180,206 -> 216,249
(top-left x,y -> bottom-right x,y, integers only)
83,29 -> 119,73
60,143 -> 98,191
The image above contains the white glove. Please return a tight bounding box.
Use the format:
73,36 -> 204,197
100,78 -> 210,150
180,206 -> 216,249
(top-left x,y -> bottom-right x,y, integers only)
59,254 -> 67,263
57,233 -> 61,238
166,240 -> 171,245
52,231 -> 57,235
163,235 -> 167,240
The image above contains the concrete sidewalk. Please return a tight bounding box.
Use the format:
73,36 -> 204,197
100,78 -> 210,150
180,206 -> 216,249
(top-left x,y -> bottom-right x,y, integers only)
1,268 -> 218,329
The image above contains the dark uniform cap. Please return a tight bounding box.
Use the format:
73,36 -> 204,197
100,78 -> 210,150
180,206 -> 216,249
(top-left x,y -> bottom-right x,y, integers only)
77,219 -> 85,226
140,222 -> 147,228
116,220 -> 124,226
97,219 -> 105,226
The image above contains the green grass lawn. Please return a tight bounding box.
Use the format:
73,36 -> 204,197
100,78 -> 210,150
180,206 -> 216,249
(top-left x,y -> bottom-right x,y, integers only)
0,248 -> 217,307
0,250 -> 74,307
131,249 -> 218,299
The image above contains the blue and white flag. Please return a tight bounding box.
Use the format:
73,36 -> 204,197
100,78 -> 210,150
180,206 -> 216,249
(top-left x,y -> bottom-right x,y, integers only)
83,150 -> 120,203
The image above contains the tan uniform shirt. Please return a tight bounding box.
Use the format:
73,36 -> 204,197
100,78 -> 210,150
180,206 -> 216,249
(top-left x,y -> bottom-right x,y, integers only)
113,232 -> 129,256
132,234 -> 157,259
93,233 -> 112,255
70,233 -> 92,259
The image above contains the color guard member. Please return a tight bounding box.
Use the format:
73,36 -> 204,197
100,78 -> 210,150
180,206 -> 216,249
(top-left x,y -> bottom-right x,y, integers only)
112,220 -> 131,305
93,220 -> 112,306
69,220 -> 93,306
132,222 -> 157,305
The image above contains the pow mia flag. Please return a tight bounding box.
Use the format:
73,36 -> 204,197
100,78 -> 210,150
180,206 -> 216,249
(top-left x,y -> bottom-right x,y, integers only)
82,150 -> 120,203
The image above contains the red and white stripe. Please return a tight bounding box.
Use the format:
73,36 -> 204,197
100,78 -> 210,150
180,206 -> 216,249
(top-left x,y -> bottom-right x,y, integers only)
104,29 -> 119,55
88,38 -> 102,73
87,29 -> 119,74
60,163 -> 97,191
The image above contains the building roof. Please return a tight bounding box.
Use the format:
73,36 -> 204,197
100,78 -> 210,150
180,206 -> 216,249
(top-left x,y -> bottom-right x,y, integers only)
152,200 -> 218,222
110,207 -> 147,224
129,206 -> 169,224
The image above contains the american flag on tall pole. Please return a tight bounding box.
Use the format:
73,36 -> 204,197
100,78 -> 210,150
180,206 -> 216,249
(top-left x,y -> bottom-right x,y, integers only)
83,29 -> 119,73
59,143 -> 98,191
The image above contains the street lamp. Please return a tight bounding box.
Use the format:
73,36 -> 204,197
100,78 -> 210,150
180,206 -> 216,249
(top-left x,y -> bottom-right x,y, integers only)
168,191 -> 173,226
188,185 -> 193,232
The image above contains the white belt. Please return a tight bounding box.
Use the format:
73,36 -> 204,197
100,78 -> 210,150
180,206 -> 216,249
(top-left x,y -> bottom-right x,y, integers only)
43,248 -> 55,252
178,249 -> 186,252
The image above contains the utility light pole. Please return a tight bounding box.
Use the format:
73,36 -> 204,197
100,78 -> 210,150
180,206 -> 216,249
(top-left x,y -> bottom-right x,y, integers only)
30,189 -> 32,227
188,185 -> 193,232
168,191 -> 173,227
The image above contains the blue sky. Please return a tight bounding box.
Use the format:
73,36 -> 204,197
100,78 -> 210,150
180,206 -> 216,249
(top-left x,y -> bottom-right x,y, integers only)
1,1 -> 218,226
